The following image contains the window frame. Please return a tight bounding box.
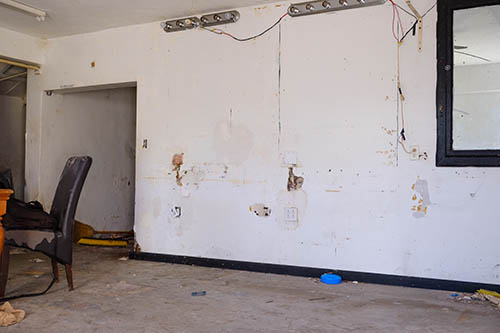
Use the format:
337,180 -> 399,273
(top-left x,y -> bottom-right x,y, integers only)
436,0 -> 500,166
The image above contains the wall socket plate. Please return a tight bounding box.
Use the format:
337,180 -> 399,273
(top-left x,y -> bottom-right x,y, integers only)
284,207 -> 298,222
410,145 -> 420,161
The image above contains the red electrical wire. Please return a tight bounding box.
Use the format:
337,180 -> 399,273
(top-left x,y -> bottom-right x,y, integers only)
389,0 -> 404,42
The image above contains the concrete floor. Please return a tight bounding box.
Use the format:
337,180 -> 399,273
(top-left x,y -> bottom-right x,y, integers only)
1,245 -> 499,332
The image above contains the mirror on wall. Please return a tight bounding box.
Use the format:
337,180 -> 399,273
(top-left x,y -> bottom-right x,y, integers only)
437,0 -> 500,167
453,5 -> 500,150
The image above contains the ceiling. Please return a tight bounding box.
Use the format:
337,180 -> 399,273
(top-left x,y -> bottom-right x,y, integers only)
454,4 -> 500,66
0,0 -> 278,38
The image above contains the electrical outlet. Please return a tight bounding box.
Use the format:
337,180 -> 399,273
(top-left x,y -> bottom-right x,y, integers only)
410,145 -> 420,161
284,207 -> 298,222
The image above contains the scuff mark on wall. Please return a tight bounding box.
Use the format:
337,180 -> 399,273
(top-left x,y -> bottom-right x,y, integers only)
172,153 -> 184,186
411,178 -> 431,218
287,167 -> 304,191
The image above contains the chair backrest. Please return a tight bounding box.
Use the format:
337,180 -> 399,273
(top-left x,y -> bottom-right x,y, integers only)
50,156 -> 92,236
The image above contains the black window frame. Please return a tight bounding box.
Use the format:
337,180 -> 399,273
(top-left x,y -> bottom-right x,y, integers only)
436,0 -> 500,166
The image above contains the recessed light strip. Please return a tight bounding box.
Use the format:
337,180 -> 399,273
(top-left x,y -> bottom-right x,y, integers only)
162,10 -> 240,33
288,0 -> 386,17
0,0 -> 46,21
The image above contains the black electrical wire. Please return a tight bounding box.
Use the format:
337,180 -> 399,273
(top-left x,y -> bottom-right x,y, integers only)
0,276 -> 56,302
422,2 -> 437,18
202,12 -> 288,42
400,20 -> 418,42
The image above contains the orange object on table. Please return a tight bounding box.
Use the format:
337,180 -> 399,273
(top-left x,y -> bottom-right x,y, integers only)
0,190 -> 13,257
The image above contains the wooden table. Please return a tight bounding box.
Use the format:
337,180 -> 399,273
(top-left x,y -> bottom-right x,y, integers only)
0,189 -> 13,257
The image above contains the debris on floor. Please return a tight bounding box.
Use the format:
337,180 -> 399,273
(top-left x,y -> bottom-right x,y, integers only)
0,302 -> 25,327
320,273 -> 342,285
83,280 -> 153,297
476,289 -> 500,308
191,291 -> 207,296
77,238 -> 128,247
451,289 -> 500,309
30,258 -> 44,263
73,220 -> 133,243
23,271 -> 44,278
10,248 -> 27,255
118,256 -> 129,261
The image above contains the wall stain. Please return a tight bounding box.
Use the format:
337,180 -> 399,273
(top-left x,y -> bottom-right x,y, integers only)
287,167 -> 304,191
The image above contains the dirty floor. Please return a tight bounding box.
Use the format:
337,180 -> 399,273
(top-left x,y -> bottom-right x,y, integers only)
2,245 -> 499,332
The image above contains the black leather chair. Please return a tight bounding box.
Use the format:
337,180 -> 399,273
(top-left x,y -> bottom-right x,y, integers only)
0,156 -> 92,295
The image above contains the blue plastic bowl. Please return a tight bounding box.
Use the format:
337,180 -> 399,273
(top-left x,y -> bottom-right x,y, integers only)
321,273 -> 342,285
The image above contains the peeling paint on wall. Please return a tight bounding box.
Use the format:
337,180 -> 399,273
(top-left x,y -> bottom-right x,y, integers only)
172,153 -> 184,186
411,179 -> 431,218
250,204 -> 271,217
287,167 -> 304,191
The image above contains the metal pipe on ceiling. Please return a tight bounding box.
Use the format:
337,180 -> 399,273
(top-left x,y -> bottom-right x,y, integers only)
4,80 -> 23,95
0,58 -> 39,71
0,71 -> 27,82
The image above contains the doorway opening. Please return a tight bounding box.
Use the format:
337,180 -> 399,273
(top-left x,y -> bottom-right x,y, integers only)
0,64 -> 27,200
41,85 -> 137,235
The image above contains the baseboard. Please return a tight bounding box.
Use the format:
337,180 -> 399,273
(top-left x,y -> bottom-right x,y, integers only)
129,251 -> 500,293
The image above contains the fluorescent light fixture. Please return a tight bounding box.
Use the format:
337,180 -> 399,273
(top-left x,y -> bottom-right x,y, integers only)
288,0 -> 386,17
162,10 -> 240,33
0,0 -> 46,21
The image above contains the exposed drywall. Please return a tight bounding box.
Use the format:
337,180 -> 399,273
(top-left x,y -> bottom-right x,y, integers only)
25,0 -> 500,285
39,88 -> 136,231
0,26 -> 44,65
0,95 -> 25,199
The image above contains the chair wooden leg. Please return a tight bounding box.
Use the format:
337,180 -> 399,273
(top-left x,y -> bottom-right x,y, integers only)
51,258 -> 59,282
0,246 -> 10,297
64,264 -> 73,291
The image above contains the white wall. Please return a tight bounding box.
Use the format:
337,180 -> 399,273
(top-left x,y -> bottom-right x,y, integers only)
25,0 -> 500,285
39,88 -> 136,231
0,95 -> 25,199
0,26 -> 44,64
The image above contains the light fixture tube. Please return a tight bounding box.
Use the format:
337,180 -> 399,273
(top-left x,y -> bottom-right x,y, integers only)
162,10 -> 240,33
0,0 -> 46,21
288,0 -> 386,17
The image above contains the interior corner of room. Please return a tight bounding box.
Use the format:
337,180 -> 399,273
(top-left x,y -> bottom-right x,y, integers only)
0,0 -> 499,331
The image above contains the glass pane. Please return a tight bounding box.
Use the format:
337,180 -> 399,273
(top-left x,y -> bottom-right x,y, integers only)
453,5 -> 500,150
